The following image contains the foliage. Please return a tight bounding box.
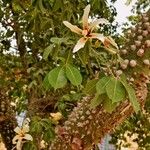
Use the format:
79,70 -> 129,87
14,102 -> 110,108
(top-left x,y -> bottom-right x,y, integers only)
0,0 -> 149,149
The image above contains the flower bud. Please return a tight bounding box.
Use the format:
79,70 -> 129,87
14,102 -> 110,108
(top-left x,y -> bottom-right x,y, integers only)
142,13 -> 147,18
137,35 -> 143,41
124,59 -> 129,65
138,22 -> 142,26
144,22 -> 150,28
147,27 -> 150,32
143,30 -> 148,36
143,59 -> 150,65
135,41 -> 141,47
121,49 -> 127,55
137,49 -> 144,57
130,60 -> 137,67
145,40 -> 150,48
143,17 -> 149,22
130,78 -> 134,82
138,29 -> 142,34
116,70 -> 123,76
127,30 -> 131,34
131,27 -> 136,32
120,63 -> 127,69
130,45 -> 136,51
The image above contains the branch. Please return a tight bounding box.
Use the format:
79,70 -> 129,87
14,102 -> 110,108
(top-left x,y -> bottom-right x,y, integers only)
9,3 -> 27,69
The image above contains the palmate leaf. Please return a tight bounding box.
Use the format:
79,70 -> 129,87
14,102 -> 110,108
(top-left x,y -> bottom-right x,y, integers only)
65,64 -> 82,86
53,0 -> 63,11
103,95 -> 118,113
30,117 -> 43,134
43,45 -> 53,60
90,93 -> 102,108
96,76 -> 111,95
120,74 -> 140,113
43,128 -> 55,142
50,37 -> 68,45
23,142 -> 37,150
43,74 -> 52,90
84,79 -> 98,95
48,66 -> 67,90
106,77 -> 126,103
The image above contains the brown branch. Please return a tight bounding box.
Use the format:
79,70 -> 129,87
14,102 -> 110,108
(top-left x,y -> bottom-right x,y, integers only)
9,3 -> 27,69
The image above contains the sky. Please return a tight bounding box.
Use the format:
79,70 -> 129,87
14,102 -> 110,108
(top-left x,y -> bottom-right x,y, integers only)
112,0 -> 136,33
114,0 -> 136,23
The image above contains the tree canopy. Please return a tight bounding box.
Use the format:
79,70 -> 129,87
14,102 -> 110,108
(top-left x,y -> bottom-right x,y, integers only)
0,0 -> 150,150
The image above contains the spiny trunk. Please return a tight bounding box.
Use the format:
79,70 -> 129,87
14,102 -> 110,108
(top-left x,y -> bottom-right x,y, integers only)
49,75 -> 148,150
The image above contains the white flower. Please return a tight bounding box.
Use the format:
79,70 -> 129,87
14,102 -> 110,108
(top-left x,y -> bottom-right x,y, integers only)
12,122 -> 33,150
63,4 -> 109,53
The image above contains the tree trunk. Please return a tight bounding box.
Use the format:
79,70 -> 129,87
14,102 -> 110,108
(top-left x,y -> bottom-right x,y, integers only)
0,89 -> 17,150
49,75 -> 148,150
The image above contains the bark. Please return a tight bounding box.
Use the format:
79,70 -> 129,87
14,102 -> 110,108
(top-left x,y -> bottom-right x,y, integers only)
0,89 -> 17,150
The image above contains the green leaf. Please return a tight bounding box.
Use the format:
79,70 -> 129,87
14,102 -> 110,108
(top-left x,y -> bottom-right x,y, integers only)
48,66 -> 67,89
120,75 -> 140,113
23,142 -> 36,150
65,64 -> 82,86
6,30 -> 14,37
43,129 -> 55,142
41,118 -> 52,130
38,0 -> 46,13
30,120 -> 43,134
77,43 -> 89,65
50,37 -> 68,45
104,47 -> 118,54
96,76 -> 111,95
0,8 -> 4,21
90,93 -> 103,108
106,77 -> 126,103
53,0 -> 63,11
103,95 -> 118,113
43,74 -> 52,90
43,45 -> 53,60
84,79 -> 98,94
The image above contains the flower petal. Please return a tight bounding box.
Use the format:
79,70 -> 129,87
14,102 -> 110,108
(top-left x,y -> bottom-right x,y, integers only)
16,140 -> 22,150
23,134 -> 33,141
22,125 -> 29,133
14,127 -> 22,134
73,37 -> 87,53
23,118 -> 30,126
90,33 -> 105,42
82,4 -> 91,29
104,36 -> 118,49
12,135 -> 21,144
63,21 -> 82,34
89,18 -> 109,31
